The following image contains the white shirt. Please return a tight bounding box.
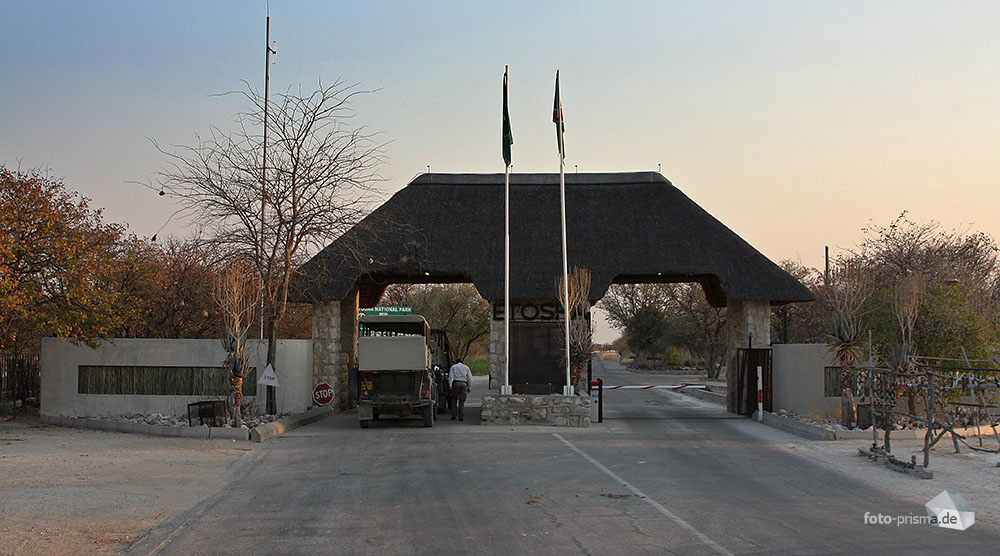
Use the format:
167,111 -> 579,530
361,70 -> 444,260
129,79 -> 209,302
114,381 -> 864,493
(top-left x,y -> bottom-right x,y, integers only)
448,362 -> 472,388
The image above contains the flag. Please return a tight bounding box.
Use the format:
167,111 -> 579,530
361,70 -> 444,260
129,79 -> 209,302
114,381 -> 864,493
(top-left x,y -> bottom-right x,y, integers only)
502,66 -> 514,167
553,70 -> 565,159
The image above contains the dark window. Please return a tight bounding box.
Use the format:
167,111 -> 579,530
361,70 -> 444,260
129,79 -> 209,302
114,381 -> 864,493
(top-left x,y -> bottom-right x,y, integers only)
824,366 -> 841,397
78,366 -> 256,396
510,322 -> 563,394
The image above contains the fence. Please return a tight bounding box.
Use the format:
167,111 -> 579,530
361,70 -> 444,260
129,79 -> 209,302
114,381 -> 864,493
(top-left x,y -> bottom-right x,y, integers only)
853,356 -> 1000,469
1,352 -> 41,409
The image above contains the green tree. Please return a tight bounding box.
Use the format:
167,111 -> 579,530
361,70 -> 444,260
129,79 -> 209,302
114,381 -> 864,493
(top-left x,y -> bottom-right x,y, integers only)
0,167 -> 123,353
381,283 -> 489,361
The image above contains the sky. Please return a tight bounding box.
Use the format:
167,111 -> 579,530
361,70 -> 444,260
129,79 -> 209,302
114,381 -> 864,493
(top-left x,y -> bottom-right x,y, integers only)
2,1 -> 999,343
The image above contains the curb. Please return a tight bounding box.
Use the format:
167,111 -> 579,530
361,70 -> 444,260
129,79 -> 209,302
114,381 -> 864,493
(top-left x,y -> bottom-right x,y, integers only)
753,411 -> 836,441
40,414 -> 251,441
677,387 -> 726,405
250,406 -> 333,442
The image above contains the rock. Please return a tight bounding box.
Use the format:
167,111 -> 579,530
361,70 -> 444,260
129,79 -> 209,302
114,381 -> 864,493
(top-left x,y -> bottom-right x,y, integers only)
778,409 -> 788,416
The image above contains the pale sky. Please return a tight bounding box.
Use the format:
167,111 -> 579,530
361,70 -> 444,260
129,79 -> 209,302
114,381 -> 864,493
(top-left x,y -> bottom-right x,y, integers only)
3,1 -> 999,343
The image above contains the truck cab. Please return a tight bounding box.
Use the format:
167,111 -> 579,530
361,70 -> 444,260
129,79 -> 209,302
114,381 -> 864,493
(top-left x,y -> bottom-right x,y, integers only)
355,315 -> 438,427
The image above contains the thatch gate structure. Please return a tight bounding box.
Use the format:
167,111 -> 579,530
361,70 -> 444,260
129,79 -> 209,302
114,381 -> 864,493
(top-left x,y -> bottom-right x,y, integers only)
296,172 -> 813,416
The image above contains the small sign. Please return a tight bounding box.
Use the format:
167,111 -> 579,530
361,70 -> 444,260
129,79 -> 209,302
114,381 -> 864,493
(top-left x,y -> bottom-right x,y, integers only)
360,306 -> 412,316
313,382 -> 334,406
257,364 -> 279,388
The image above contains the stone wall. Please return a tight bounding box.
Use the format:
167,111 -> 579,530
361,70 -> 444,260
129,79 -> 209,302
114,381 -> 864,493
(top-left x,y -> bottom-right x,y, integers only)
481,392 -> 591,427
312,292 -> 359,411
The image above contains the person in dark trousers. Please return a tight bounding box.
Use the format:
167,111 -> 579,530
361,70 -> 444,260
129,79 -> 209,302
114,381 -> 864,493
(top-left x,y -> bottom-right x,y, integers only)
448,358 -> 472,421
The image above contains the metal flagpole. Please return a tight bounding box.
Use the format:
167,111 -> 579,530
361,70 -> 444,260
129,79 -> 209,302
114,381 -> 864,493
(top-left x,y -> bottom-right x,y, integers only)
555,70 -> 573,396
559,152 -> 572,396
501,66 -> 513,396
502,162 -> 512,395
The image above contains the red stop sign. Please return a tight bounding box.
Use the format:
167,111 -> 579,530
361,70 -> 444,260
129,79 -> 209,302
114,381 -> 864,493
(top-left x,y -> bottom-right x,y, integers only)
313,383 -> 334,406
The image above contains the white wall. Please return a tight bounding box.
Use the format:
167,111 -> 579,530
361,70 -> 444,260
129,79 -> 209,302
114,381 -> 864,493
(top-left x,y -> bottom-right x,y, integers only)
41,338 -> 313,418
772,343 -> 839,416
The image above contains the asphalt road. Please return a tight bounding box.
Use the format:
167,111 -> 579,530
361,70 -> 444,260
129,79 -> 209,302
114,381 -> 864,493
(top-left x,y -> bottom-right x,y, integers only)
125,358 -> 1000,555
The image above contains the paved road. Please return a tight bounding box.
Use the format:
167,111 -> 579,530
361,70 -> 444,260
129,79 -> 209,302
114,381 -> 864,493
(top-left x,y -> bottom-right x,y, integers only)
125,358 -> 999,555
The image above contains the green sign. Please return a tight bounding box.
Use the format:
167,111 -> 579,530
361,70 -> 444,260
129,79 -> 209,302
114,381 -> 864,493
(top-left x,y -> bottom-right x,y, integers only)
360,306 -> 412,316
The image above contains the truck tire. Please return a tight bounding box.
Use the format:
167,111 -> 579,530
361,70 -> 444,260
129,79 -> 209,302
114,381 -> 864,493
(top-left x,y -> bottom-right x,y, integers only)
422,404 -> 434,427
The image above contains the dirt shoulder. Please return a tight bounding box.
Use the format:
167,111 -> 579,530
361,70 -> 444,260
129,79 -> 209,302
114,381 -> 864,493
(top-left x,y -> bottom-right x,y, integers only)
0,416 -> 248,556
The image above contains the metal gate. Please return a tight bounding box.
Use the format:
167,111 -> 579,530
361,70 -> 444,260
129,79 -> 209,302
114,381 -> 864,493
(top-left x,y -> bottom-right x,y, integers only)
736,348 -> 771,416
1,352 -> 41,409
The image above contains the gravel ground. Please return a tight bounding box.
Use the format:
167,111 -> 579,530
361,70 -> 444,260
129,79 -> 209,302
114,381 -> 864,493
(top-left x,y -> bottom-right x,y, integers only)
0,416 -> 248,556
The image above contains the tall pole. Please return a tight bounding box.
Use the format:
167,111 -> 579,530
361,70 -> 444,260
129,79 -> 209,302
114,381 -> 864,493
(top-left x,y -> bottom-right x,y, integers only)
558,151 -> 572,396
502,162 -> 512,395
261,7 -> 276,414
501,66 -> 514,396
554,69 -> 572,396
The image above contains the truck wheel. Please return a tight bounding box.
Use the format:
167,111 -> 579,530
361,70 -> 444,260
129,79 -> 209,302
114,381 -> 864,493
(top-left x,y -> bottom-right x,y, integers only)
360,419 -> 371,429
422,405 -> 434,427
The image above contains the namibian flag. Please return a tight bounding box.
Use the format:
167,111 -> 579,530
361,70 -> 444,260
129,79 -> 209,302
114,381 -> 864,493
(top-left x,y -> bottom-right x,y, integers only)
503,66 -> 513,167
553,70 -> 565,159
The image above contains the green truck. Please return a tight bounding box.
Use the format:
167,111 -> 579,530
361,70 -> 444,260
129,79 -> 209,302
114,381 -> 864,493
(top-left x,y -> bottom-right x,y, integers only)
353,314 -> 439,428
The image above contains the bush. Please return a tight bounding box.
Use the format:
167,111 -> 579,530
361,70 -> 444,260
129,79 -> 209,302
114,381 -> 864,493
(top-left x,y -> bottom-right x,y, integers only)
662,346 -> 683,366
466,357 -> 490,376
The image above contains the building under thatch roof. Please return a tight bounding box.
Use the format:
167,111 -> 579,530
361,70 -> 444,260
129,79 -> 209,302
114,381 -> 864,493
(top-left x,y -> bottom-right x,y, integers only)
295,172 -> 814,308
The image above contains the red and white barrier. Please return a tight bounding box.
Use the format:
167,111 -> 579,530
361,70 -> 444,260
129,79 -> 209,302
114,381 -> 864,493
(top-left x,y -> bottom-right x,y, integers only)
600,384 -> 707,390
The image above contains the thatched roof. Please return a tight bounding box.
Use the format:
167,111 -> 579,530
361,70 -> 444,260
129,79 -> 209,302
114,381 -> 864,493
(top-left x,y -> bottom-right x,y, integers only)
295,172 -> 814,308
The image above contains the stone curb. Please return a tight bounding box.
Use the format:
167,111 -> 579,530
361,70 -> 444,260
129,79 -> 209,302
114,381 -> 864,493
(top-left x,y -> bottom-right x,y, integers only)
676,387 -> 726,405
39,414 -> 250,441
753,411 -> 836,441
834,426 -> 988,440
250,405 -> 333,442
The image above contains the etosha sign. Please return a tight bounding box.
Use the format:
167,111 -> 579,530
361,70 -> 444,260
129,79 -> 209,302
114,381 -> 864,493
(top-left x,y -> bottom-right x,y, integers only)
313,383 -> 334,406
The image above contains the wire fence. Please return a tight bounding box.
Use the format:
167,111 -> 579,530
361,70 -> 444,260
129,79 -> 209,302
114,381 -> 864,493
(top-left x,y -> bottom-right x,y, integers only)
1,351 -> 41,412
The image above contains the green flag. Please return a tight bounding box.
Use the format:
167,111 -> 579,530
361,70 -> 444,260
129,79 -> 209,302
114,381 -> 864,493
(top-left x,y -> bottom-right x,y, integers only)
502,66 -> 513,167
553,70 -> 565,159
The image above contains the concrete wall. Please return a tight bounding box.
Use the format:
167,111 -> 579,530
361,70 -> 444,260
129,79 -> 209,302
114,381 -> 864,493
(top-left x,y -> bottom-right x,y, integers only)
772,343 -> 839,416
41,338 -> 313,418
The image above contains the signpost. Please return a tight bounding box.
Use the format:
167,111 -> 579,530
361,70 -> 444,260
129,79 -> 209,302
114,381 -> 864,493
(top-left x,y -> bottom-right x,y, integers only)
313,383 -> 334,406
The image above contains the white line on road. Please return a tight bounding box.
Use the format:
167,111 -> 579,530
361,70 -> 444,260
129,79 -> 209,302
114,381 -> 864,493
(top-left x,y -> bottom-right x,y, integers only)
552,433 -> 734,556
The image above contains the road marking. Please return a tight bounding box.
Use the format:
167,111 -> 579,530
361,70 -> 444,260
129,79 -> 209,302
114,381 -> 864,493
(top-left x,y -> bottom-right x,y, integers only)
552,433 -> 734,556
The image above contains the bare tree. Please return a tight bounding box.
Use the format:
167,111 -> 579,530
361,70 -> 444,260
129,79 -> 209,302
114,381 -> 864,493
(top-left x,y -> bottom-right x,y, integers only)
213,261 -> 260,427
152,80 -> 385,388
556,267 -> 593,389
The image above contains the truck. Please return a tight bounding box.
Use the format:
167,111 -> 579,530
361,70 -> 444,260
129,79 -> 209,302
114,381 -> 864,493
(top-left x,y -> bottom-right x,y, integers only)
352,314 -> 439,428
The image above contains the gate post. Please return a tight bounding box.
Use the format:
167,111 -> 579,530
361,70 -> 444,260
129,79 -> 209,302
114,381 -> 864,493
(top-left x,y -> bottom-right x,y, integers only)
726,297 -> 770,413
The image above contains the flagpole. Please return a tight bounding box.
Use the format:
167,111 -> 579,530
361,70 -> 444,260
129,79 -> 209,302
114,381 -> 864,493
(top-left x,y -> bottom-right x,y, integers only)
559,151 -> 572,396
501,66 -> 513,396
555,70 -> 573,397
502,162 -> 512,395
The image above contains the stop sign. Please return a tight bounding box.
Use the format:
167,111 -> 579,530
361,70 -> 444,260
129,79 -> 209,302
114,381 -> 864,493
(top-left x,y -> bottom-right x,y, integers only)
313,383 -> 334,406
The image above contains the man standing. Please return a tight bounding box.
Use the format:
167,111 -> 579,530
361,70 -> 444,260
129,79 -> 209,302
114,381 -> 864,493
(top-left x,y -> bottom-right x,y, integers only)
448,359 -> 472,421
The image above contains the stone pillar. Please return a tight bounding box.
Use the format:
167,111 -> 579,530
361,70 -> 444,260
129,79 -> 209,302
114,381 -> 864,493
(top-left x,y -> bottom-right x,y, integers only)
725,298 -> 771,413
312,290 -> 359,411
488,313 -> 505,392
